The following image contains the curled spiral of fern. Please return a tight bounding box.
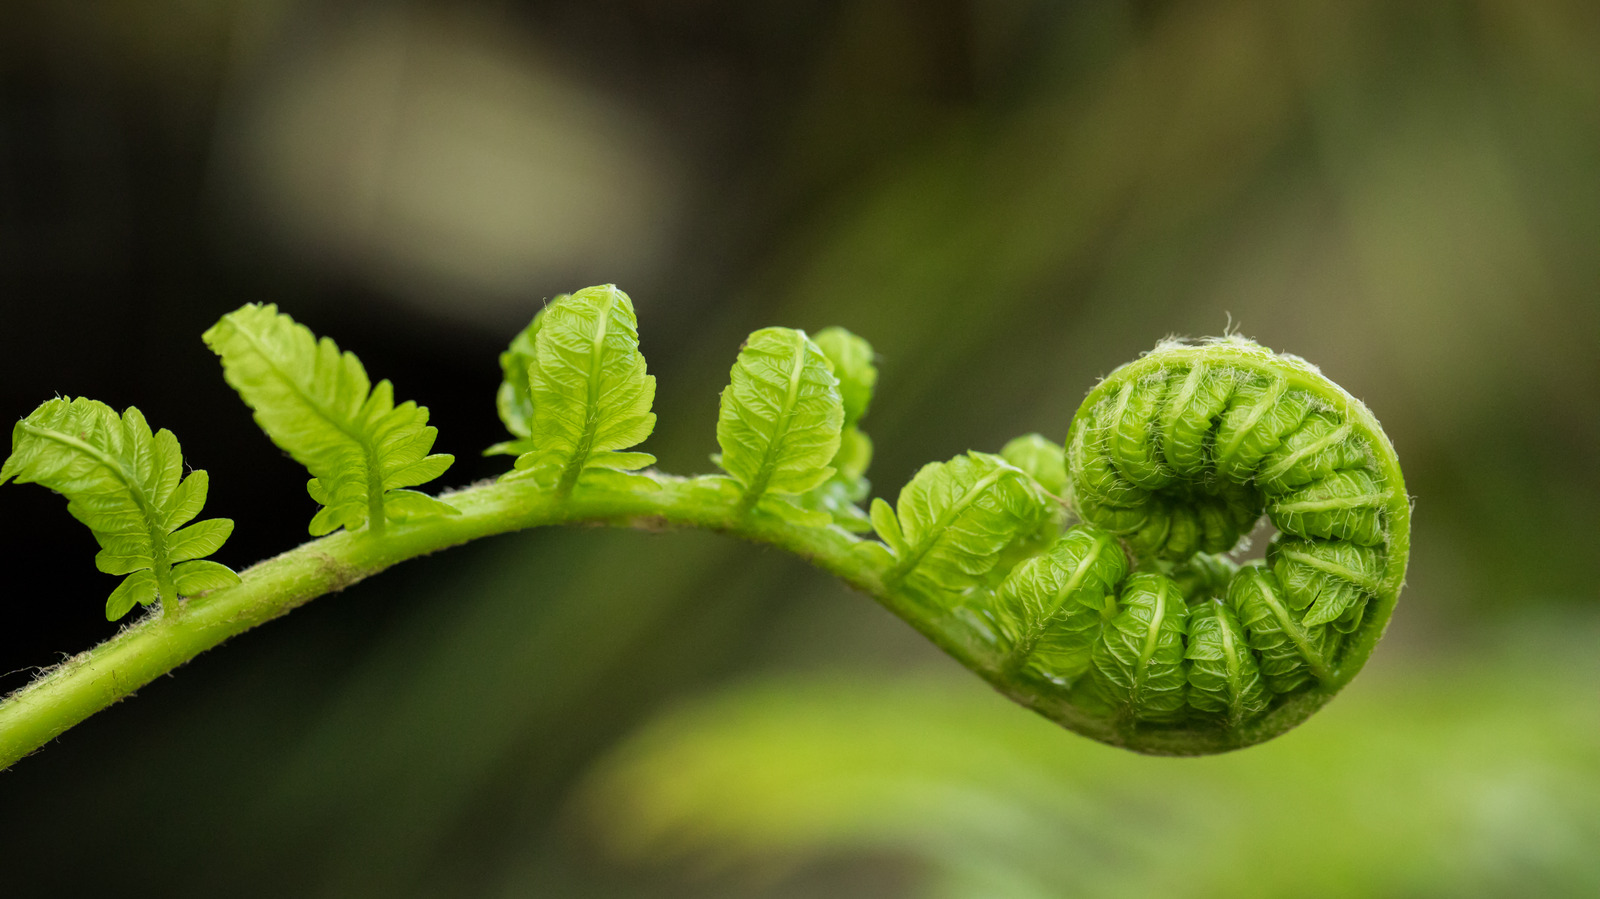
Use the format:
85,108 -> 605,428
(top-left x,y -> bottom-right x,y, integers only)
0,287 -> 1408,765
969,337 -> 1411,753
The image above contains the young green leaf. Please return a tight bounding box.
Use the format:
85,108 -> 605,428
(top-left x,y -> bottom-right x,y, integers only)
716,327 -> 844,508
1086,572 -> 1190,724
505,285 -> 657,491
1,398 -> 239,620
485,300 -> 554,457
796,427 -> 874,531
1227,562 -> 1339,693
1185,599 -> 1270,728
877,451 -> 1051,599
810,326 -> 876,428
991,525 -> 1126,684
202,303 -> 457,536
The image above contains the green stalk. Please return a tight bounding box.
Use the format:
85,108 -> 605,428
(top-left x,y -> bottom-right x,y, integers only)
0,474 -> 994,770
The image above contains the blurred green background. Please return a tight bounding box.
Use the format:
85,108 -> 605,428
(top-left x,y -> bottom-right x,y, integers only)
1,1 -> 1596,896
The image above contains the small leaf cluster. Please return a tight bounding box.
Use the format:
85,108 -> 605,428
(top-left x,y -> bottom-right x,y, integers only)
3,303 -> 467,620
204,304 -> 457,535
1,398 -> 239,619
489,285 -> 657,492
867,452 -> 1053,598
483,289 -> 889,530
711,326 -> 845,524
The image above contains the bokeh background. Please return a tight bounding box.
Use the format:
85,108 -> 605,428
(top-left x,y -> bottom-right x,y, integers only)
2,1 -> 1597,896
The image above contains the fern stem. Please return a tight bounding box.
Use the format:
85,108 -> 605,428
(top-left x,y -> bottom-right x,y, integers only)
0,459 -> 1378,768
0,475 -> 937,770
154,565 -> 180,620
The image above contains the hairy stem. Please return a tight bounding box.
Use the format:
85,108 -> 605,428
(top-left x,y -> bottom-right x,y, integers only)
0,473 -> 994,770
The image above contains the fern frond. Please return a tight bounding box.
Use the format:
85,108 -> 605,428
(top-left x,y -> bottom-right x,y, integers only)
716,327 -> 843,515
1,398 -> 239,619
871,451 -> 1052,600
504,285 -> 657,491
202,304 -> 456,536
0,317 -> 1414,764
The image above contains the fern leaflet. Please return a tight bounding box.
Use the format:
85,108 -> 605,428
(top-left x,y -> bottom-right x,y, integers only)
203,304 -> 456,536
502,285 -> 657,491
1,398 -> 239,619
869,451 -> 1051,599
716,327 -> 843,517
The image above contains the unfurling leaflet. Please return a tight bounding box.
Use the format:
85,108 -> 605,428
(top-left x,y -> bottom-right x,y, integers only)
715,327 -> 844,520
1085,573 -> 1190,724
1,399 -> 239,619
866,451 -> 1052,597
990,525 -> 1126,684
811,326 -> 876,427
203,304 -> 457,536
493,285 -> 657,493
485,300 -> 548,458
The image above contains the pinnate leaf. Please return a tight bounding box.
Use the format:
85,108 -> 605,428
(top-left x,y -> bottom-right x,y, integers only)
506,285 -> 657,487
716,327 -> 843,502
877,451 -> 1051,599
1087,572 -> 1190,723
1,397 -> 239,619
203,304 -> 456,534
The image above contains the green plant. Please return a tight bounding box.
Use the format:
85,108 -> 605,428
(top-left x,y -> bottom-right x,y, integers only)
0,285 -> 1408,767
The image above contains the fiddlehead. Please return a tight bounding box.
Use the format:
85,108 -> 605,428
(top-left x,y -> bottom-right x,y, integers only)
956,337 -> 1411,753
0,291 -> 1408,766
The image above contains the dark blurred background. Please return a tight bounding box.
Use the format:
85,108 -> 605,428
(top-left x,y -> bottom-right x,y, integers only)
2,2 -> 1597,896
